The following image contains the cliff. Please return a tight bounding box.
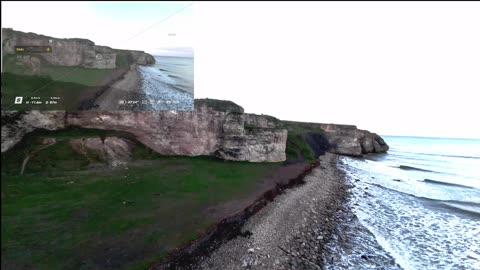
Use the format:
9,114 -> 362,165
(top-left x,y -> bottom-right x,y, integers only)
126,50 -> 156,65
1,99 -> 287,162
1,28 -> 155,72
1,100 -> 389,162
282,121 -> 389,157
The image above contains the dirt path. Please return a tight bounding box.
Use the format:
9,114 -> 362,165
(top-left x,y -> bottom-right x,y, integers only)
186,153 -> 347,270
20,139 -> 57,175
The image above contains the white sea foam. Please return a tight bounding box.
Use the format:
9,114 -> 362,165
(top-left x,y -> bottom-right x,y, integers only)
138,65 -> 193,111
327,138 -> 480,270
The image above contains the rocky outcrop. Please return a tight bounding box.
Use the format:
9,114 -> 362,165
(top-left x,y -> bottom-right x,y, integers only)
13,54 -> 42,75
322,125 -> 389,156
244,113 -> 281,129
215,112 -> 287,162
282,121 -> 389,157
1,110 -> 65,152
1,99 -> 287,162
69,137 -> 134,167
2,28 -> 116,69
128,50 -> 156,65
320,124 -> 364,156
65,100 -> 286,162
1,28 -> 155,72
359,129 -> 389,154
1,100 -> 388,161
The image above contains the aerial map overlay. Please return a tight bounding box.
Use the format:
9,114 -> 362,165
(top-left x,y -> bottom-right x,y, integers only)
1,2 -> 479,270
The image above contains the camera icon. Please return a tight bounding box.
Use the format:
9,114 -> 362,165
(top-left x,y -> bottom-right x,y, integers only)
14,97 -> 23,104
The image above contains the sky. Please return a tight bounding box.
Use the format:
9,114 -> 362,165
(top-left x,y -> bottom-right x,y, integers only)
194,2 -> 480,139
1,1 -> 194,56
2,1 -> 480,139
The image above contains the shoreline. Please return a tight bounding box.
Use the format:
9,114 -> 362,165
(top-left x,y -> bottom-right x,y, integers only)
138,65 -> 194,111
150,153 -> 347,270
92,63 -> 147,111
322,158 -> 402,269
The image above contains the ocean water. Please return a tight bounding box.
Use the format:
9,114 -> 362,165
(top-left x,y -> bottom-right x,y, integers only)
325,136 -> 480,270
138,55 -> 194,110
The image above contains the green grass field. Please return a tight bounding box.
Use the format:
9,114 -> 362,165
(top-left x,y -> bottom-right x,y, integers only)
42,65 -> 117,86
1,50 -> 132,110
285,130 -> 316,161
1,72 -> 92,110
1,128 -> 281,270
2,51 -> 129,86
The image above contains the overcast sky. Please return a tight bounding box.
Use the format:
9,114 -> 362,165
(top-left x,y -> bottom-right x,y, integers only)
195,2 -> 480,139
2,1 -> 480,139
1,1 -> 194,56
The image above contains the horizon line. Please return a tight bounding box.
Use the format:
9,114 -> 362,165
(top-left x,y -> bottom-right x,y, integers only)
382,134 -> 480,140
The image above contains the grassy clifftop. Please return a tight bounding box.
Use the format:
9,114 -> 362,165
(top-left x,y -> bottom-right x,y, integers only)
1,28 -> 154,110
282,121 -> 331,162
1,127 -> 281,270
0,114 -> 335,269
194,98 -> 244,113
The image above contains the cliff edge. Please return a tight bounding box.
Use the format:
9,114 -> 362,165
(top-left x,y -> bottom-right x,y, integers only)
1,28 -> 155,72
1,99 -> 287,162
1,29 -> 389,161
282,121 -> 389,158
1,99 -> 389,162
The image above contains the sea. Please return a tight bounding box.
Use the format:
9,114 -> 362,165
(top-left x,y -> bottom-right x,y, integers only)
138,55 -> 194,111
324,136 -> 480,270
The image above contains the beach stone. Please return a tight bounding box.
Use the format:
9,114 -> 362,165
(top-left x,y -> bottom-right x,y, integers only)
181,153 -> 353,270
